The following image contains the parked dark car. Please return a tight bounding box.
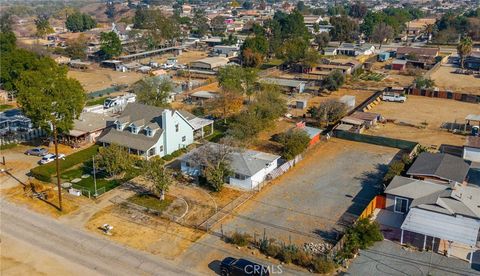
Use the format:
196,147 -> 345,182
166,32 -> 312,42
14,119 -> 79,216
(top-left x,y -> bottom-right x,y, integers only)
24,147 -> 48,156
220,257 -> 269,276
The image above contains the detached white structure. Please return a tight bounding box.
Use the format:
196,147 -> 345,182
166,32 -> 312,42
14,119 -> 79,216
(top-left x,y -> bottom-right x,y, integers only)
464,136 -> 480,162
181,143 -> 280,190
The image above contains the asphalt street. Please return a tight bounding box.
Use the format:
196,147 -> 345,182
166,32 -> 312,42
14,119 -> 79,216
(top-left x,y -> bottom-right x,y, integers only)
0,199 -> 196,276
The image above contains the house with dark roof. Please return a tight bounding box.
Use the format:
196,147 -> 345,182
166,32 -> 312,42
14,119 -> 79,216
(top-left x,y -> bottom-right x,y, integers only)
180,143 -> 280,190
407,152 -> 470,185
97,103 -> 213,159
384,175 -> 480,262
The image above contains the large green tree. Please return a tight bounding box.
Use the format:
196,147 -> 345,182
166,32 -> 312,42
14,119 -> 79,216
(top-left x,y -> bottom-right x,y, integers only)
144,157 -> 173,200
330,15 -> 358,42
275,129 -> 311,160
100,31 -> 122,59
35,15 -> 54,38
66,12 -> 96,32
96,144 -> 134,177
15,55 -> 85,211
132,77 -> 173,108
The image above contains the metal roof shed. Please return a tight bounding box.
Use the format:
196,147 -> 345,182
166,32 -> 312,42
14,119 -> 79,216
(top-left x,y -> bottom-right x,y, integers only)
401,208 -> 480,247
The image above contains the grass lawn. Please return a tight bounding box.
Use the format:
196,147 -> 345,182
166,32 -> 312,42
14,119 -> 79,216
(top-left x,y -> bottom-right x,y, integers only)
127,194 -> 174,212
0,104 -> 14,111
61,165 -> 120,193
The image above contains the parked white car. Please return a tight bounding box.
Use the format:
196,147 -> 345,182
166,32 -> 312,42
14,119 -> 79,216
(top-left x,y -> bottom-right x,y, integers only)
382,92 -> 407,103
160,63 -> 174,69
39,154 -> 66,165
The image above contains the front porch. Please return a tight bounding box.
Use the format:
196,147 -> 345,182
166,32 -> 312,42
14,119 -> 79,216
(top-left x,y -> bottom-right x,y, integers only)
189,117 -> 214,140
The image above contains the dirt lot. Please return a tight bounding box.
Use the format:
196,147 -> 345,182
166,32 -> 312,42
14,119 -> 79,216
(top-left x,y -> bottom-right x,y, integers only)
85,205 -> 204,260
218,139 -> 398,245
366,95 -> 479,147
251,119 -> 296,154
67,65 -> 144,93
138,50 -> 208,66
430,65 -> 480,95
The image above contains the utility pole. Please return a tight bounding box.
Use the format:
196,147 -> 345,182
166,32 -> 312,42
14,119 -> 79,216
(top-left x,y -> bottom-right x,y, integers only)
53,124 -> 62,211
93,155 -> 97,197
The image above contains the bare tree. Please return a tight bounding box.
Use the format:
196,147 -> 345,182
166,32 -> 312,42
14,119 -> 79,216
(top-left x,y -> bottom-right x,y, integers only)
188,138 -> 237,191
372,23 -> 394,49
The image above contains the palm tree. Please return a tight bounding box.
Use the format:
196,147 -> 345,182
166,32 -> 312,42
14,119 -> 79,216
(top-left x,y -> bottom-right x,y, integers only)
457,36 -> 473,69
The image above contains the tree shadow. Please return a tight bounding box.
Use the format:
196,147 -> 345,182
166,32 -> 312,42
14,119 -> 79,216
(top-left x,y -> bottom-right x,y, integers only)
312,228 -> 342,241
336,163 -> 389,227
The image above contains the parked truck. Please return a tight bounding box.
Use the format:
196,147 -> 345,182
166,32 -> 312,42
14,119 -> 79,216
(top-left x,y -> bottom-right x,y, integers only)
382,92 -> 407,103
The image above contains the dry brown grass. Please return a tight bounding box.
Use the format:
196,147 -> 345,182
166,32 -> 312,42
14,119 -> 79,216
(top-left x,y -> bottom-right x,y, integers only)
366,95 -> 478,146
86,205 -> 204,260
2,181 -> 83,218
430,65 -> 480,95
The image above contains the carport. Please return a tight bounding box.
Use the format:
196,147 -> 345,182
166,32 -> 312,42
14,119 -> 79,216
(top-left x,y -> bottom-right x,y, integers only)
401,208 -> 480,263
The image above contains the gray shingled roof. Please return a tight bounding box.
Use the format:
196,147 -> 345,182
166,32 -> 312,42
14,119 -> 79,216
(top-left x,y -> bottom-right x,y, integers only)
98,127 -> 162,151
407,152 -> 470,183
386,176 -> 480,219
183,143 -> 280,177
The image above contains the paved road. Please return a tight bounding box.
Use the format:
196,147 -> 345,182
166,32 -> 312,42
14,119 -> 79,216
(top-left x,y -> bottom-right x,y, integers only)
0,200 -> 195,276
346,240 -> 480,276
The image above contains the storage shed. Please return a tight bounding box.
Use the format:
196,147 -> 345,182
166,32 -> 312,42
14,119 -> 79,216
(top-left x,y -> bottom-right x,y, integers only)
392,59 -> 407,70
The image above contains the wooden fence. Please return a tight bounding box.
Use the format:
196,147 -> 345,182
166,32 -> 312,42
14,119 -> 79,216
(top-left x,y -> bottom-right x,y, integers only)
359,195 -> 386,220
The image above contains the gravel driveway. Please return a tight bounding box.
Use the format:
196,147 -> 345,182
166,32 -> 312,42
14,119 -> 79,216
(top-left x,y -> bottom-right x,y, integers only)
217,139 -> 399,245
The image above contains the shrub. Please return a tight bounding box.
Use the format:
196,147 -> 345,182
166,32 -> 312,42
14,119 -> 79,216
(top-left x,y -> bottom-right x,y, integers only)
0,143 -> 17,150
383,160 -> 405,183
292,250 -> 312,267
30,145 -> 100,182
277,245 -> 299,264
162,154 -> 174,161
229,232 -> 251,247
311,256 -> 335,274
339,217 -> 383,259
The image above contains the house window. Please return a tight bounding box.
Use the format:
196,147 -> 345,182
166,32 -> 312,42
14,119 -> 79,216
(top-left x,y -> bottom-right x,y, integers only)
146,129 -> 153,137
131,126 -> 137,134
175,124 -> 179,132
148,148 -> 156,156
116,123 -> 122,130
182,136 -> 186,142
233,173 -> 247,180
159,145 -> 164,152
394,197 -> 408,213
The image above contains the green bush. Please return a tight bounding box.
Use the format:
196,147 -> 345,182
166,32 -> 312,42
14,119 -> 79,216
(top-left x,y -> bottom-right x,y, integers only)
277,245 -> 299,264
162,154 -> 174,161
311,256 -> 335,274
229,232 -> 251,247
339,217 -> 383,259
30,145 -> 100,182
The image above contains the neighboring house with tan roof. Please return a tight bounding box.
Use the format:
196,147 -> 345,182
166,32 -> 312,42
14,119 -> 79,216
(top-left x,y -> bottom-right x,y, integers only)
97,103 -> 213,159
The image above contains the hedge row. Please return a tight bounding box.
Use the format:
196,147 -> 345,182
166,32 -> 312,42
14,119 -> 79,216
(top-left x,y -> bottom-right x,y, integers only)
162,148 -> 187,162
30,145 -> 100,182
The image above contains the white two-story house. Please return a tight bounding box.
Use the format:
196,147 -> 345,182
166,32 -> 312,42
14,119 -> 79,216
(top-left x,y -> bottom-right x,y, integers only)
98,103 -> 213,159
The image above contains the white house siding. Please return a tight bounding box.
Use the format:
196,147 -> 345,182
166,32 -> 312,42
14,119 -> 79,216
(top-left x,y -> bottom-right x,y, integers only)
463,147 -> 480,162
162,110 -> 194,155
229,158 -> 279,190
